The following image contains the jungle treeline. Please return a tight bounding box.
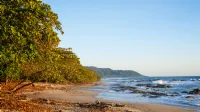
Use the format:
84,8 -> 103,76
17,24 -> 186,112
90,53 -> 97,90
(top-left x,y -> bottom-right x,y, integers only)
0,0 -> 100,90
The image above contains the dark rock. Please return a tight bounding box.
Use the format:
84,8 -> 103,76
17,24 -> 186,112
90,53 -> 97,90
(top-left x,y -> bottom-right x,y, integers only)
149,95 -> 160,98
169,92 -> 180,96
171,79 -> 185,81
152,79 -> 161,81
189,89 -> 200,95
142,94 -> 149,97
150,92 -> 168,96
79,103 -> 91,108
136,84 -> 152,87
49,101 -> 56,105
131,90 -> 147,94
152,84 -> 172,88
186,96 -> 194,98
166,94 -> 179,97
181,91 -> 188,94
131,90 -> 168,96
172,79 -> 177,81
113,86 -> 136,92
98,102 -> 113,106
136,84 -> 172,88
115,104 -> 126,107
135,80 -> 142,82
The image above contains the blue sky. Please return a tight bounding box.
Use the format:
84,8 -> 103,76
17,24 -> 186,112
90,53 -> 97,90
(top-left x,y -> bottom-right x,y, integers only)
43,0 -> 200,76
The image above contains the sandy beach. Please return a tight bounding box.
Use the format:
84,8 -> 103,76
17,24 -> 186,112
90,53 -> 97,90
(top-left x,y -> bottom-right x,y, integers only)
23,83 -> 196,112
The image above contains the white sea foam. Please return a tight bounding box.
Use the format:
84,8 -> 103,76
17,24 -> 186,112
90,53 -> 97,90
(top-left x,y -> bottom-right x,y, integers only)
190,79 -> 196,81
153,80 -> 194,85
153,80 -> 166,84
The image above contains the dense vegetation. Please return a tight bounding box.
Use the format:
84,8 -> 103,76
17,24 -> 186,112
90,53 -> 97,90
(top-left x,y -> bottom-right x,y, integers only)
0,0 -> 100,92
86,66 -> 144,77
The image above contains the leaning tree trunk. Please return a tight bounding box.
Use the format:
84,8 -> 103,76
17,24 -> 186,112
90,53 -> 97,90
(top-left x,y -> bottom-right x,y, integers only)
11,79 -> 26,91
13,82 -> 34,93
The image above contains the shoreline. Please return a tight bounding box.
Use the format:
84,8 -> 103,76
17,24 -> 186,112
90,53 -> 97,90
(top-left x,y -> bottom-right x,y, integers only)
25,83 -> 196,112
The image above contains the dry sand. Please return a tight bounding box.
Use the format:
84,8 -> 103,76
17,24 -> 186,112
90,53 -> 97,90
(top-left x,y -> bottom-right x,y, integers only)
27,83 -> 196,112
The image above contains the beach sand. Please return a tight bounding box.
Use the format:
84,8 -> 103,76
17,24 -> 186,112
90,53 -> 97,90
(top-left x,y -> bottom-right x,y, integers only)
25,83 -> 196,112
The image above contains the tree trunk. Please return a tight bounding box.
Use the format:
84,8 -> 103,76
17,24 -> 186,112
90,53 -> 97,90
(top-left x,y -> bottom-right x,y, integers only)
13,82 -> 34,93
11,79 -> 26,91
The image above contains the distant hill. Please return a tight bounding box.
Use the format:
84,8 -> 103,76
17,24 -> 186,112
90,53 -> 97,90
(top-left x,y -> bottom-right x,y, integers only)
86,66 -> 144,77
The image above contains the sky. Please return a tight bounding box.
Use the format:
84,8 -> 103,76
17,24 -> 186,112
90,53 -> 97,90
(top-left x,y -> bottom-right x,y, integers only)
43,0 -> 200,76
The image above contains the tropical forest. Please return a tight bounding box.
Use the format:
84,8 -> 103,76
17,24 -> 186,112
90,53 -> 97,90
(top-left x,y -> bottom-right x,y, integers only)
0,0 -> 100,94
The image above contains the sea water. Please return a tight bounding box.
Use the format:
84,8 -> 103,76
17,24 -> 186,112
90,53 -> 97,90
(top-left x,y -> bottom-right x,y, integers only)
91,76 -> 200,111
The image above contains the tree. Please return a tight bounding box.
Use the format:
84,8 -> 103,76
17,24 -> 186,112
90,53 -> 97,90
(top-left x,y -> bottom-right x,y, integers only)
0,0 -> 63,91
0,0 -> 101,94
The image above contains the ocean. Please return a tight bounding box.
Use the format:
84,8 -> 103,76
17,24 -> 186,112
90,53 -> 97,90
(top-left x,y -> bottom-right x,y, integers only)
91,76 -> 200,111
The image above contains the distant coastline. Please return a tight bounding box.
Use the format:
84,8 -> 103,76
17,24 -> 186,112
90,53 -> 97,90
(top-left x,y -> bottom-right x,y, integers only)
86,66 -> 144,77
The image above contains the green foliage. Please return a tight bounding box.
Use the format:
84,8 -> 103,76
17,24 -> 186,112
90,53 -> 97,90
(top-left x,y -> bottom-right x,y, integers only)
0,0 -> 100,84
0,0 -> 63,81
51,48 -> 101,83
